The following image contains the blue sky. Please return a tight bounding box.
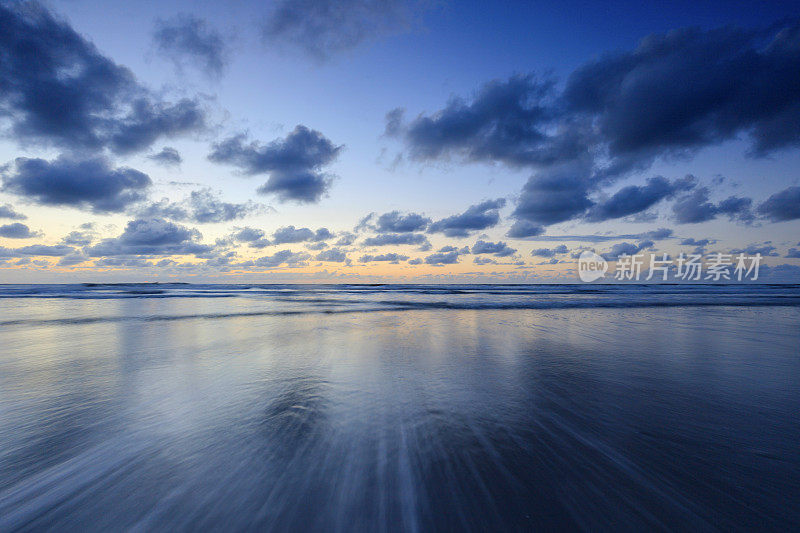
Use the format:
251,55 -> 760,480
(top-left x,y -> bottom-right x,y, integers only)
0,0 -> 799,282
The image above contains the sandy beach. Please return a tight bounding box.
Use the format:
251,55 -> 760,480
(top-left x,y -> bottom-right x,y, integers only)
1,284 -> 798,530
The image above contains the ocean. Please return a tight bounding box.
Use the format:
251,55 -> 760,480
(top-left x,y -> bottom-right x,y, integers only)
0,284 -> 799,530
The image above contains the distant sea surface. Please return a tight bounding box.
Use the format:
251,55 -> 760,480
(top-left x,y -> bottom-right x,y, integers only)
1,284 -> 799,530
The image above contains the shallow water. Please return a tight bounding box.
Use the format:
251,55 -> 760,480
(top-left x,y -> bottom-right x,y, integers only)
0,284 -> 799,530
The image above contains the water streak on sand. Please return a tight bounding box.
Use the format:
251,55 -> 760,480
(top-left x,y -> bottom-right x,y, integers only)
0,285 -> 798,530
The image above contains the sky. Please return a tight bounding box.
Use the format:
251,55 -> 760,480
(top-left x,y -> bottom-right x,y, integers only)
0,0 -> 799,283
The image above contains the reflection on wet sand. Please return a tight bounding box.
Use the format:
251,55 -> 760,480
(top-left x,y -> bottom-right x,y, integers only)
0,295 -> 799,530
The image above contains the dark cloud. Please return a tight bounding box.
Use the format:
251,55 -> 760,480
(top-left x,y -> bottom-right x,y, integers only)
425,251 -> 459,265
564,23 -> 800,158
390,21 -> 800,229
261,0 -> 420,61
536,257 -> 561,265
531,245 -> 569,258
0,2 -> 207,153
313,228 -> 335,241
643,228 -> 674,240
374,211 -> 430,233
757,186 -> 800,222
679,236 -> 712,254
148,147 -> 183,166
362,233 -> 429,246
680,238 -> 712,247
471,240 -> 516,257
255,170 -> 333,203
0,204 -> 26,220
231,227 -> 267,243
335,232 -> 357,246
428,198 -> 506,237
730,243 -> 779,257
0,246 -> 78,261
786,248 -> 800,258
249,239 -> 272,250
506,220 -> 544,239
272,226 -> 315,244
250,250 -> 310,268
57,253 -> 89,267
524,230 -> 672,243
0,222 -> 38,239
153,14 -> 228,77
424,245 -> 469,265
603,240 -> 655,261
585,175 -> 695,222
717,196 -> 755,223
512,167 -> 700,230
209,126 -> 341,203
85,218 -> 212,257
354,213 -> 375,232
137,189 -> 263,223
61,228 -> 96,246
2,156 -> 151,213
315,248 -> 349,262
384,108 -> 405,136
109,99 -> 206,155
272,225 -> 333,244
359,253 -> 409,263
306,241 -> 328,251
16,244 -> 75,257
672,187 -> 753,224
95,257 -> 152,268
394,74 -> 585,168
511,161 -> 594,226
